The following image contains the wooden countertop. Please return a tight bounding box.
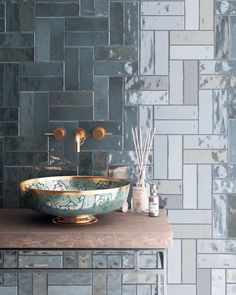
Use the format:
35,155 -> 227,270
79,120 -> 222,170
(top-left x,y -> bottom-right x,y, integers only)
0,209 -> 173,249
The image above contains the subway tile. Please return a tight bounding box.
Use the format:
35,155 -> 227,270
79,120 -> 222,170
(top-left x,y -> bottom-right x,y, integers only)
124,106 -> 138,150
137,285 -> 151,295
0,48 -> 33,62
34,92 -> 49,137
155,106 -> 197,119
228,270 -> 236,283
230,119 -> 236,163
139,105 -> 153,129
127,91 -> 168,105
18,274 -> 33,295
4,251 -> 18,268
78,251 -> 92,268
184,61 -> 198,104
182,240 -> 196,283
21,62 -> 63,77
0,63 -> 4,105
155,120 -> 198,134
65,48 -> 79,90
197,239 -> 236,254
122,286 -> 136,295
199,90 -> 213,134
109,77 -> 123,120
109,151 -> 138,166
141,16 -> 184,30
0,19 -> 4,32
0,123 -> 18,136
140,31 -> 154,75
0,4 -> 4,18
168,135 -> 182,179
66,32 -> 108,46
168,210 -> 212,224
167,240 -> 181,283
167,285 -> 196,295
4,152 -> 47,166
228,194 -> 236,237
95,61 -> 138,76
79,152 -> 92,175
211,269 -> 226,295
110,2 -> 123,45
200,0 -> 214,30
49,91 -> 93,106
214,164 -> 227,178
93,152 -> 108,175
50,106 -> 93,121
0,33 -> 34,47
4,137 -> 47,151
155,31 -> 169,75
3,167 -> 19,208
172,224 -> 212,239
3,274 -> 17,286
48,273 -> 91,285
214,179 -> 236,194
170,31 -> 214,45
48,286 -> 92,295
122,273 -> 157,284
125,2 -> 138,46
107,255 -> 122,268
141,2 -> 184,15
156,180 -> 182,194
125,76 -> 168,91
19,256 -> 62,268
0,287 -> 17,295
81,0 -> 94,16
170,46 -> 214,59
6,0 -> 20,32
33,273 -> 47,295
21,0 -> 34,32
227,284 -> 236,295
184,135 -> 227,149
107,274 -> 121,295
95,0 -> 109,16
80,48 -> 93,90
183,165 -> 197,208
21,77 -> 63,91
199,60 -> 236,75
185,0 -> 199,29
36,3 -> 79,16
199,75 -> 229,89
35,18 -> 50,62
169,60 -> 183,104
0,108 -> 18,121
197,269 -> 211,295
66,17 -> 108,31
82,136 -> 122,151
159,195 -> 182,209
198,165 -> 212,209
184,150 -> 227,164
95,47 -> 138,61
94,77 -> 109,120
50,18 -> 65,61
154,135 -> 168,179
198,254 -> 236,268
92,274 -> 106,295
5,64 -> 19,106
216,16 -> 229,59
213,90 -> 228,134
213,194 -> 227,237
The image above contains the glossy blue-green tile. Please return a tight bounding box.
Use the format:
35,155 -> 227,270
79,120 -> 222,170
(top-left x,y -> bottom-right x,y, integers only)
0,48 -> 34,62
3,167 -> 19,208
21,0 -> 34,32
81,136 -> 122,151
0,138 -> 3,180
0,108 -> 18,121
0,122 -> 18,136
95,61 -> 138,76
36,3 -> 79,16
34,93 -> 49,136
3,273 -> 17,286
95,0 -> 109,16
33,166 -> 77,178
5,64 -> 19,106
18,274 -> 33,295
124,106 -> 138,150
216,16 -> 229,59
63,122 -> 79,166
21,62 -> 63,77
79,121 -> 122,135
230,16 -> 236,58
110,2 -> 123,45
5,137 -> 47,151
81,0 -> 94,16
48,122 -> 65,167
93,152 -> 108,174
49,106 -> 93,121
66,17 -> 108,31
48,273 -> 92,285
125,2 -> 138,46
229,119 -> 236,163
49,91 -> 93,106
95,47 -> 138,61
35,18 -> 50,62
94,77 -> 109,120
50,18 -> 64,61
109,77 -> 123,120
66,32 -> 108,46
228,194 -> 236,237
21,77 -> 63,91
4,152 -> 47,166
80,48 -> 93,90
0,4 -> 4,17
0,19 -> 4,32
0,64 -> 4,105
65,48 -> 79,90
20,92 -> 34,136
0,33 -> 34,47
6,0 -> 20,32
79,152 -> 93,175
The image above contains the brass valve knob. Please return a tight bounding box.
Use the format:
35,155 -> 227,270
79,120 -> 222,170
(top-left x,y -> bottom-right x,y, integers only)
44,127 -> 67,141
92,127 -> 112,141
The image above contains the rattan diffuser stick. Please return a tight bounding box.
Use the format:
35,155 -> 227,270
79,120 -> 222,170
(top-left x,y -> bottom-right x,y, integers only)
131,128 -> 156,188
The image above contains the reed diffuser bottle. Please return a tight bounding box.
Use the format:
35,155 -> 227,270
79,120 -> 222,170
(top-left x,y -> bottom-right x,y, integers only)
131,128 -> 155,213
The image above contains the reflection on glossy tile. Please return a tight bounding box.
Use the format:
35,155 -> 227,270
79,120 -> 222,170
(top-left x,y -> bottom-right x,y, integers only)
216,15 -> 229,59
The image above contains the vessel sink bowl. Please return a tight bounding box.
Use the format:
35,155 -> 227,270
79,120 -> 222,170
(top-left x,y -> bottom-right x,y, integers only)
20,176 -> 130,225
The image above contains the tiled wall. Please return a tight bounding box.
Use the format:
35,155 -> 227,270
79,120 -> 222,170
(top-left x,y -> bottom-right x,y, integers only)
0,0 -> 236,294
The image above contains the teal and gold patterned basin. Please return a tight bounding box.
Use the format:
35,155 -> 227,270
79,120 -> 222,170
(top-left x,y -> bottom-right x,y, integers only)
20,176 -> 130,225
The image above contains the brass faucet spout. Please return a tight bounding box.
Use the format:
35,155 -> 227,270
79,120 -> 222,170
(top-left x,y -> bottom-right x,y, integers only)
74,128 -> 86,153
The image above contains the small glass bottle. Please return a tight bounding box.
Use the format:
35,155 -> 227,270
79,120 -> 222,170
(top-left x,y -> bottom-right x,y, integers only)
149,184 -> 159,217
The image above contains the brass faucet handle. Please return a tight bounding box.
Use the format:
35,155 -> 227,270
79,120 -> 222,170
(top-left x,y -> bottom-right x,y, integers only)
92,127 -> 112,141
45,127 -> 67,141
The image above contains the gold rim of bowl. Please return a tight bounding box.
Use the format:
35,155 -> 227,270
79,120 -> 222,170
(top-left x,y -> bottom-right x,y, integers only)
20,175 -> 130,195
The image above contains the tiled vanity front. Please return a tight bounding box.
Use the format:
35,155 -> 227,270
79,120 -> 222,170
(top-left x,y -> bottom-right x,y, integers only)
0,210 -> 172,295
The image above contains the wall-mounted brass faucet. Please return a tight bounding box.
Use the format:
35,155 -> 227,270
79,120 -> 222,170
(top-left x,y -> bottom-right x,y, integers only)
45,127 -> 67,140
92,127 -> 112,141
74,128 -> 86,153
